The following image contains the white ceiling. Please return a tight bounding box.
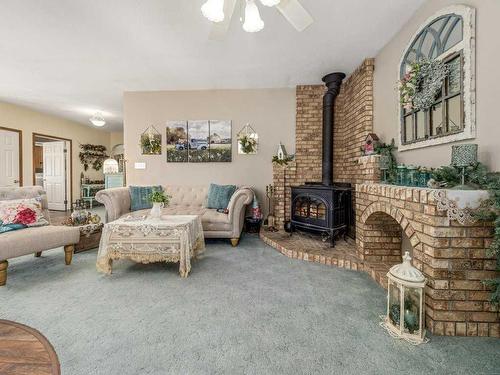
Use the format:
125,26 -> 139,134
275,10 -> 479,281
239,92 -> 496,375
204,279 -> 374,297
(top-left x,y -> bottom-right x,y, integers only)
0,0 -> 425,131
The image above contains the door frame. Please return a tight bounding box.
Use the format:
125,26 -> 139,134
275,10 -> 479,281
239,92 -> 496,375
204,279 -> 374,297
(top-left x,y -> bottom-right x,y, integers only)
0,126 -> 23,186
32,133 -> 73,207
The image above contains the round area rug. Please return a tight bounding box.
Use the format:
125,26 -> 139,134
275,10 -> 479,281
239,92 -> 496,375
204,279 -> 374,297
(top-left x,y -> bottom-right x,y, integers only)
0,319 -> 60,375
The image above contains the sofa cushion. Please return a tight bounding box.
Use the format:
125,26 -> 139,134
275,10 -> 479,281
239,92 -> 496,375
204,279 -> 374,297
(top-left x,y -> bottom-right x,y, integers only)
129,186 -> 163,211
206,184 -> 236,209
0,225 -> 80,260
0,198 -> 49,228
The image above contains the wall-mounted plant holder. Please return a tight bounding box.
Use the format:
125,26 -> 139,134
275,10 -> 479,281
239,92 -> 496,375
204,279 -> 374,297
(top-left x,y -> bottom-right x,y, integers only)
140,125 -> 162,155
237,123 -> 258,155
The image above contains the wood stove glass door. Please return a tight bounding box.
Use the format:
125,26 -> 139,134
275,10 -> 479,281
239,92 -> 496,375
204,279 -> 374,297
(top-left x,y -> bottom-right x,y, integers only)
292,195 -> 329,228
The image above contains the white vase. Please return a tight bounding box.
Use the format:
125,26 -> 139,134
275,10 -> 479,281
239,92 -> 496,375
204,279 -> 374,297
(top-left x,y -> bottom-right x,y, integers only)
150,202 -> 163,218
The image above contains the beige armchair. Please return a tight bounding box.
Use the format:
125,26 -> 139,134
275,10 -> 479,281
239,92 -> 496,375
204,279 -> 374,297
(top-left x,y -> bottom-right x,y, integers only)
96,185 -> 254,246
0,186 -> 80,286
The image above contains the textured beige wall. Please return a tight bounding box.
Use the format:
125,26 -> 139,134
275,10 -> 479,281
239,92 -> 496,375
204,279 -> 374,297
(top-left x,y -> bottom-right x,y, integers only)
123,89 -> 296,213
0,100 -> 112,201
109,131 -> 124,149
374,0 -> 500,170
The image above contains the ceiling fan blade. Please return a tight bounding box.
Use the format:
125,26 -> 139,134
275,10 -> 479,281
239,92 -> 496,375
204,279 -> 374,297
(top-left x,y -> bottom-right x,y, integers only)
276,0 -> 313,32
209,0 -> 238,40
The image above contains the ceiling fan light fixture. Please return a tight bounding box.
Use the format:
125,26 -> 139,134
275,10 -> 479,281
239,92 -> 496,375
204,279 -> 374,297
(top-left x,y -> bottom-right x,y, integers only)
259,0 -> 280,6
90,112 -> 106,127
201,0 -> 225,23
243,0 -> 264,33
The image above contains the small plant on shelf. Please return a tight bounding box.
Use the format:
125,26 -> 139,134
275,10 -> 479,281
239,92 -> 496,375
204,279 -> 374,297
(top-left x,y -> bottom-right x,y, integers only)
375,139 -> 398,184
272,155 -> 294,166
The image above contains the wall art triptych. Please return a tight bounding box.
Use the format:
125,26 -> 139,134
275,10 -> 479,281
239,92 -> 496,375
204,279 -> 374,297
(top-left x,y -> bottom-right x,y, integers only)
166,120 -> 232,163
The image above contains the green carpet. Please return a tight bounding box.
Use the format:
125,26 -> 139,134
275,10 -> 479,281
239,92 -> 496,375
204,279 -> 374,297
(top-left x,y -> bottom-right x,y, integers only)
1,235 -> 498,374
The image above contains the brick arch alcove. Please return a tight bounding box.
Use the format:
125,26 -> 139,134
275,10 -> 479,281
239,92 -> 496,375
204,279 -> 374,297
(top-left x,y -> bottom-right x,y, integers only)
358,201 -> 423,268
356,184 -> 499,337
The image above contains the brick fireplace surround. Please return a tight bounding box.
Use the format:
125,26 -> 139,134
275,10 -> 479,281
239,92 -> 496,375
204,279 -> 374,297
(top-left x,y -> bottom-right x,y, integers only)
261,58 -> 499,337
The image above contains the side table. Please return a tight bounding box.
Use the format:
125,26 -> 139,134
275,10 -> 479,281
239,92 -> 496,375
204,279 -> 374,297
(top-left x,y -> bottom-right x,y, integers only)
245,217 -> 262,233
73,223 -> 104,253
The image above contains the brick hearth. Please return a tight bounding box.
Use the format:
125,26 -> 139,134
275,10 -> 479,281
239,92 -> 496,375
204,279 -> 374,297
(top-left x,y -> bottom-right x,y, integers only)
260,230 -> 395,290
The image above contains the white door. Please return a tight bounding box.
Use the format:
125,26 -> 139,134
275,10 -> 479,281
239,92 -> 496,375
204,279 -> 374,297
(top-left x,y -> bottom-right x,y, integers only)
0,129 -> 20,187
43,141 -> 67,211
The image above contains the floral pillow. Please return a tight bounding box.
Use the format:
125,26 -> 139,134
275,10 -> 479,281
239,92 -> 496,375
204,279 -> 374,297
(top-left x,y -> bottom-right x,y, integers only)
0,198 -> 49,228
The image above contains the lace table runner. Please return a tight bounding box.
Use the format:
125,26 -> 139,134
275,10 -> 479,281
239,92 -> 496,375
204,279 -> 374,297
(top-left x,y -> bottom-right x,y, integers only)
432,189 -> 491,225
97,215 -> 205,277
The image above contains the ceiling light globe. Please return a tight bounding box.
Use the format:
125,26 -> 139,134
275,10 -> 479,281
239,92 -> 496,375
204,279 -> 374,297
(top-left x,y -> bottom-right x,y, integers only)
201,0 -> 225,23
259,0 -> 280,6
243,0 -> 264,33
90,112 -> 106,127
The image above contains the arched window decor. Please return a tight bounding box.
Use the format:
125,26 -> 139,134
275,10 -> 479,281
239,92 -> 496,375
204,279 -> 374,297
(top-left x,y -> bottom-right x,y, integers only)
398,6 -> 475,150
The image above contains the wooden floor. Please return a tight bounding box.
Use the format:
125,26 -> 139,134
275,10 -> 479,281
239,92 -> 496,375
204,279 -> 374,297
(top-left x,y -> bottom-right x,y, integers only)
0,320 -> 60,375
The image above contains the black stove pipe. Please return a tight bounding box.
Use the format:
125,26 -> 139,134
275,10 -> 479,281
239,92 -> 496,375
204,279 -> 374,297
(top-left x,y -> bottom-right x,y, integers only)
321,72 -> 346,186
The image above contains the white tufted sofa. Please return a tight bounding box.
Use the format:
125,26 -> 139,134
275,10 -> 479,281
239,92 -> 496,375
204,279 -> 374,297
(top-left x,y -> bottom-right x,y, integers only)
0,186 -> 80,286
96,185 -> 254,246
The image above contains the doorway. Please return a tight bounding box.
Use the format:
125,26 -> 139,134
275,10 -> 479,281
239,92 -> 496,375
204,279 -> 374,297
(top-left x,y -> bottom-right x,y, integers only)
0,126 -> 22,187
32,133 -> 72,211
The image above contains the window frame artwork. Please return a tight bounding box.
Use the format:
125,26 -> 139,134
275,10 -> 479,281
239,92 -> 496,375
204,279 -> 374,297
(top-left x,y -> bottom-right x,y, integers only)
166,120 -> 232,163
398,5 -> 476,151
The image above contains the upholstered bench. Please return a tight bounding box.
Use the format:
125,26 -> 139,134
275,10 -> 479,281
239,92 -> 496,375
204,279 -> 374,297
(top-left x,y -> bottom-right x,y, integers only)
0,186 -> 80,286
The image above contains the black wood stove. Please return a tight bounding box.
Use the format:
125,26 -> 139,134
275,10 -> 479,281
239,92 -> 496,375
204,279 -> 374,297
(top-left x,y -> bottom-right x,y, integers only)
289,72 -> 352,246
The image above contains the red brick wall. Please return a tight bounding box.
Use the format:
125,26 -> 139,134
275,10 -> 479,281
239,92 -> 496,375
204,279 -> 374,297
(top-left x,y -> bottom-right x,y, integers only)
334,59 -> 377,184
273,58 -> 378,228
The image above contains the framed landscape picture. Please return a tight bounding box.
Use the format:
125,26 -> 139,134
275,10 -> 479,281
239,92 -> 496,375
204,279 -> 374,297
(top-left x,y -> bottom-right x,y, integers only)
166,121 -> 188,162
166,120 -> 232,163
209,120 -> 232,162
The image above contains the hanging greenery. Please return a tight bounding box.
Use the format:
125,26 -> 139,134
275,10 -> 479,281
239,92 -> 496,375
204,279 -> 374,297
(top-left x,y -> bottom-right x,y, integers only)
399,59 -> 449,112
238,134 -> 258,154
431,163 -> 500,306
79,144 -> 108,171
272,155 -> 294,166
375,139 -> 398,184
237,124 -> 258,155
140,126 -> 162,155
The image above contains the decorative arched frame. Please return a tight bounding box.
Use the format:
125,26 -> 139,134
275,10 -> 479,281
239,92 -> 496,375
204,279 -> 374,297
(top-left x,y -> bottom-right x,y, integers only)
398,5 -> 476,151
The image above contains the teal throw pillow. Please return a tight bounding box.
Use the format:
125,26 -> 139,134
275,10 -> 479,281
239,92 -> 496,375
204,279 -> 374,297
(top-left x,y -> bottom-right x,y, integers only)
207,184 -> 237,210
129,186 -> 163,211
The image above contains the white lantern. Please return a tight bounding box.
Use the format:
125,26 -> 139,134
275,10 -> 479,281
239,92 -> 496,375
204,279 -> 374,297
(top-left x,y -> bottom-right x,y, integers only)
381,251 -> 428,344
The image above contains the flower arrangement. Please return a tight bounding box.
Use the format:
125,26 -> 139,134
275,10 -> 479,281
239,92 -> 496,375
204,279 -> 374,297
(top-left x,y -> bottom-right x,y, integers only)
238,134 -> 258,154
148,191 -> 171,206
399,59 -> 448,112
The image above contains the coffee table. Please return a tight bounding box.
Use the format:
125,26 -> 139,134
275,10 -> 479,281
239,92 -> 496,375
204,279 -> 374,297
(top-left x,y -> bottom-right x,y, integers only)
97,215 -> 205,277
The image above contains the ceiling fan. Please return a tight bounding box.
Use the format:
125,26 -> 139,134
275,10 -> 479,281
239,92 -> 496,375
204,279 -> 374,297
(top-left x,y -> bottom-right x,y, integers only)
201,0 -> 314,39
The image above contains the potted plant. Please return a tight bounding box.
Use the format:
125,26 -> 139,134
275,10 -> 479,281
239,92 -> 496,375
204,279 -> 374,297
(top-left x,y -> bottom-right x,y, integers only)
148,191 -> 171,218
